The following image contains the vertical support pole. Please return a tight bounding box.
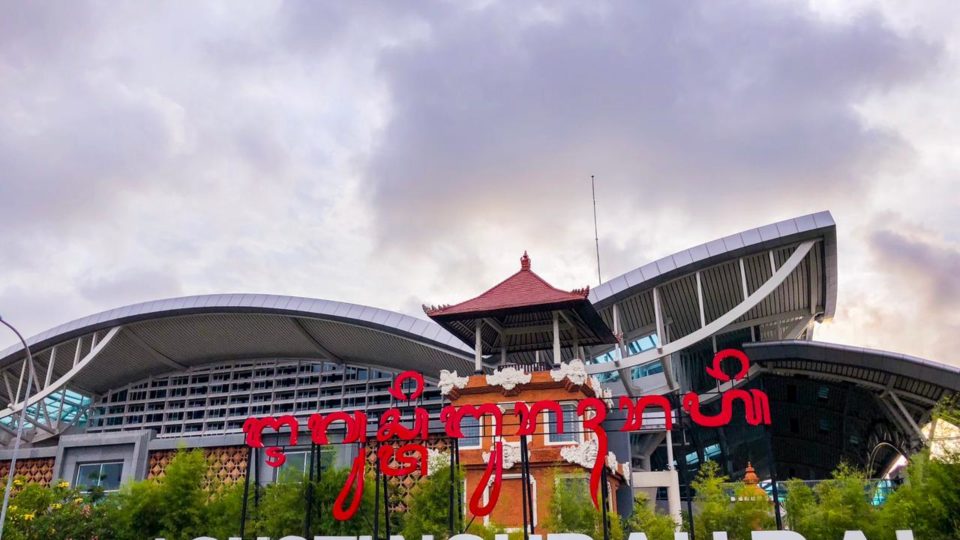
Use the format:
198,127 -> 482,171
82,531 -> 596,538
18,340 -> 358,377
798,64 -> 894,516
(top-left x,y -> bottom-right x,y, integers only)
500,346 -> 507,367
612,304 -> 624,358
600,466 -> 611,540
695,272 -> 706,328
653,288 -> 665,352
44,347 -> 56,389
73,336 -> 83,367
374,445 -> 381,540
552,311 -> 561,367
253,447 -> 260,515
739,258 -> 749,300
524,439 -> 535,534
304,442 -> 316,538
240,447 -> 252,539
474,321 -> 483,374
520,434 -> 530,540
455,438 -> 464,533
676,404 -> 695,540
448,438 -> 455,536
382,471 -> 391,539
759,377 -> 783,530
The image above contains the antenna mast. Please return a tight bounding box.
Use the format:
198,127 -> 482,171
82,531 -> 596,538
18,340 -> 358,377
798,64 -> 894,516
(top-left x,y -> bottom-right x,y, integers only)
591,175 -> 602,284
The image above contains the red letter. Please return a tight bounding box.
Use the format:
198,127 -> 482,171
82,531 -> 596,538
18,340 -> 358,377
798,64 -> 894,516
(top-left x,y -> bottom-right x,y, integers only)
333,453 -> 366,521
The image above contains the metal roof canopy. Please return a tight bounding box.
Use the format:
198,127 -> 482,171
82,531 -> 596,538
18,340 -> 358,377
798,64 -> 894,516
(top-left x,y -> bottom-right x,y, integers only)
0,294 -> 475,444
583,211 -> 838,394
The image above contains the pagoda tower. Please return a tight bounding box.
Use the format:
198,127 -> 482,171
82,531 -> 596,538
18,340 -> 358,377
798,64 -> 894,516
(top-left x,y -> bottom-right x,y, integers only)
424,253 -> 629,534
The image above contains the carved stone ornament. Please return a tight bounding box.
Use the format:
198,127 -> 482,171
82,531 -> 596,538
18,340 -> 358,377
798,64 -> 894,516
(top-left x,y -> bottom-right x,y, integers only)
486,366 -> 531,392
550,359 -> 589,387
482,441 -> 522,470
426,447 -> 451,476
622,461 -> 632,486
605,451 -> 618,471
438,369 -> 469,396
560,438 -> 598,469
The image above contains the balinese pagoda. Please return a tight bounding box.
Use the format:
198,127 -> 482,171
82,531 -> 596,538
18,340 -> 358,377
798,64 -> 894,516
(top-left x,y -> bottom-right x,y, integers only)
424,253 -> 630,534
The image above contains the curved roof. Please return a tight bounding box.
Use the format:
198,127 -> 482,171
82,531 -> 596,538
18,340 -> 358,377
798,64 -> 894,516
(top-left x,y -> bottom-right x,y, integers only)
745,340 -> 960,405
0,294 -> 474,408
590,211 -> 837,311
584,212 -> 838,378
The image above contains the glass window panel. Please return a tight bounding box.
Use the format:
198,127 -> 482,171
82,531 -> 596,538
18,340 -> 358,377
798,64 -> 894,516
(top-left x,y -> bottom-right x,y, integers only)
548,404 -> 578,443
459,416 -> 481,448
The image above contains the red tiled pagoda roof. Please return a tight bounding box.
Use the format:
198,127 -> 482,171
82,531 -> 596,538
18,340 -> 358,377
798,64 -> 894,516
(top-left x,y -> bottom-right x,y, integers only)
424,252 -> 590,318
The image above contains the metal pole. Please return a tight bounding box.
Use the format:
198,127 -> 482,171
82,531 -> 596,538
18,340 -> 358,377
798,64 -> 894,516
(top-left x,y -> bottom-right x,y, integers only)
304,441 -> 316,538
0,318 -> 38,540
240,447 -> 252,539
374,445 -> 381,540
382,470 -> 391,539
760,378 -> 783,530
522,437 -> 535,534
519,436 -> 530,540
448,439 -> 455,536
253,447 -> 261,515
676,403 -> 696,540
455,438 -> 464,533
600,466 -> 611,540
591,175 -> 602,284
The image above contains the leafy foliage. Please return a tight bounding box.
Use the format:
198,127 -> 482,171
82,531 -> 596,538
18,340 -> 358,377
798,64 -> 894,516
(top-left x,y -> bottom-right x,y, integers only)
690,460 -> 774,540
548,473 -> 624,540
624,492 -> 677,540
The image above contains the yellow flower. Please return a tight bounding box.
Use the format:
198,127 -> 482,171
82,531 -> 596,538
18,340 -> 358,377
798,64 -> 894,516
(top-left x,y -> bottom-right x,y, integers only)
8,505 -> 16,513
51,503 -> 63,510
13,479 -> 23,487
73,497 -> 84,504
23,512 -> 35,521
57,480 -> 70,489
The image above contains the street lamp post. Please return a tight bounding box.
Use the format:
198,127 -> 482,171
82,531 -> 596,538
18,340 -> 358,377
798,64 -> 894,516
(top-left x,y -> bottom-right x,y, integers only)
0,316 -> 37,540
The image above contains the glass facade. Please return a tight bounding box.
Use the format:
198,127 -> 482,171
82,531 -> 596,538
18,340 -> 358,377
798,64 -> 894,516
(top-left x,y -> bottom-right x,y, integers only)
87,358 -> 442,437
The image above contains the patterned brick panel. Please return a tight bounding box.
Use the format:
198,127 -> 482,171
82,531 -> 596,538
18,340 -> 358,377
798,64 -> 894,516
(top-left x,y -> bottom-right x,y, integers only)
0,457 -> 55,486
147,446 -> 249,486
364,436 -> 453,513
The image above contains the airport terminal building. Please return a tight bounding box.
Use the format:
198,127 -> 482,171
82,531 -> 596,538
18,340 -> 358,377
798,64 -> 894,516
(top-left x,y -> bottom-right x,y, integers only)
1,210 -> 957,517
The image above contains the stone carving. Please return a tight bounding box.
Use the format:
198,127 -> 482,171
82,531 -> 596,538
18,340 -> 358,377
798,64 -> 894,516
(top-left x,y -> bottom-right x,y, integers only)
559,438 -> 598,469
438,370 -> 469,396
606,451 -> 618,471
482,441 -> 522,470
550,359 -> 589,386
486,366 -> 531,392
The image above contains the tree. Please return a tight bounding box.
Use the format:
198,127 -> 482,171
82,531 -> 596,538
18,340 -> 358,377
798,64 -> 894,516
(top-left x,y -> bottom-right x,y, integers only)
401,465 -> 463,540
877,449 -> 960,539
691,460 -> 773,540
548,473 -> 623,540
625,493 -> 676,540
782,464 -> 880,540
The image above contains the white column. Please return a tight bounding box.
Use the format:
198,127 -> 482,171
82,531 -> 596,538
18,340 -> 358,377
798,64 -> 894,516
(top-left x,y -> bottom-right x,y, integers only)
553,311 -> 561,367
475,321 -> 484,373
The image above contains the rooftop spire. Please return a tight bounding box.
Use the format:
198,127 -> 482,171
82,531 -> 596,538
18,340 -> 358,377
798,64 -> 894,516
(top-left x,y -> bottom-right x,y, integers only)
520,251 -> 531,271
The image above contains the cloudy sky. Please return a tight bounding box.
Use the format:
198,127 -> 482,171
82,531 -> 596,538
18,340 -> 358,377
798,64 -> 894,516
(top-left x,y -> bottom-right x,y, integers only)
1,1 -> 957,364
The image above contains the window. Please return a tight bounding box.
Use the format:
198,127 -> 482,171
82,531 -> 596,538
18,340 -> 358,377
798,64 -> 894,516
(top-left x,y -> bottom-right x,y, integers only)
546,404 -> 579,444
459,416 -> 482,449
75,462 -> 123,492
817,386 -> 830,401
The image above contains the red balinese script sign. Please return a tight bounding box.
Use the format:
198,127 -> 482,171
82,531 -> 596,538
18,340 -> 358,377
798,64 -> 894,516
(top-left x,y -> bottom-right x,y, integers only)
242,348 -> 771,521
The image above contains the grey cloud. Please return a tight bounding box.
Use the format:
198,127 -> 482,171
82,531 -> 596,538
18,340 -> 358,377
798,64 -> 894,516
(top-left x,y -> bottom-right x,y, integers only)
869,229 -> 960,310
366,1 -> 938,253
